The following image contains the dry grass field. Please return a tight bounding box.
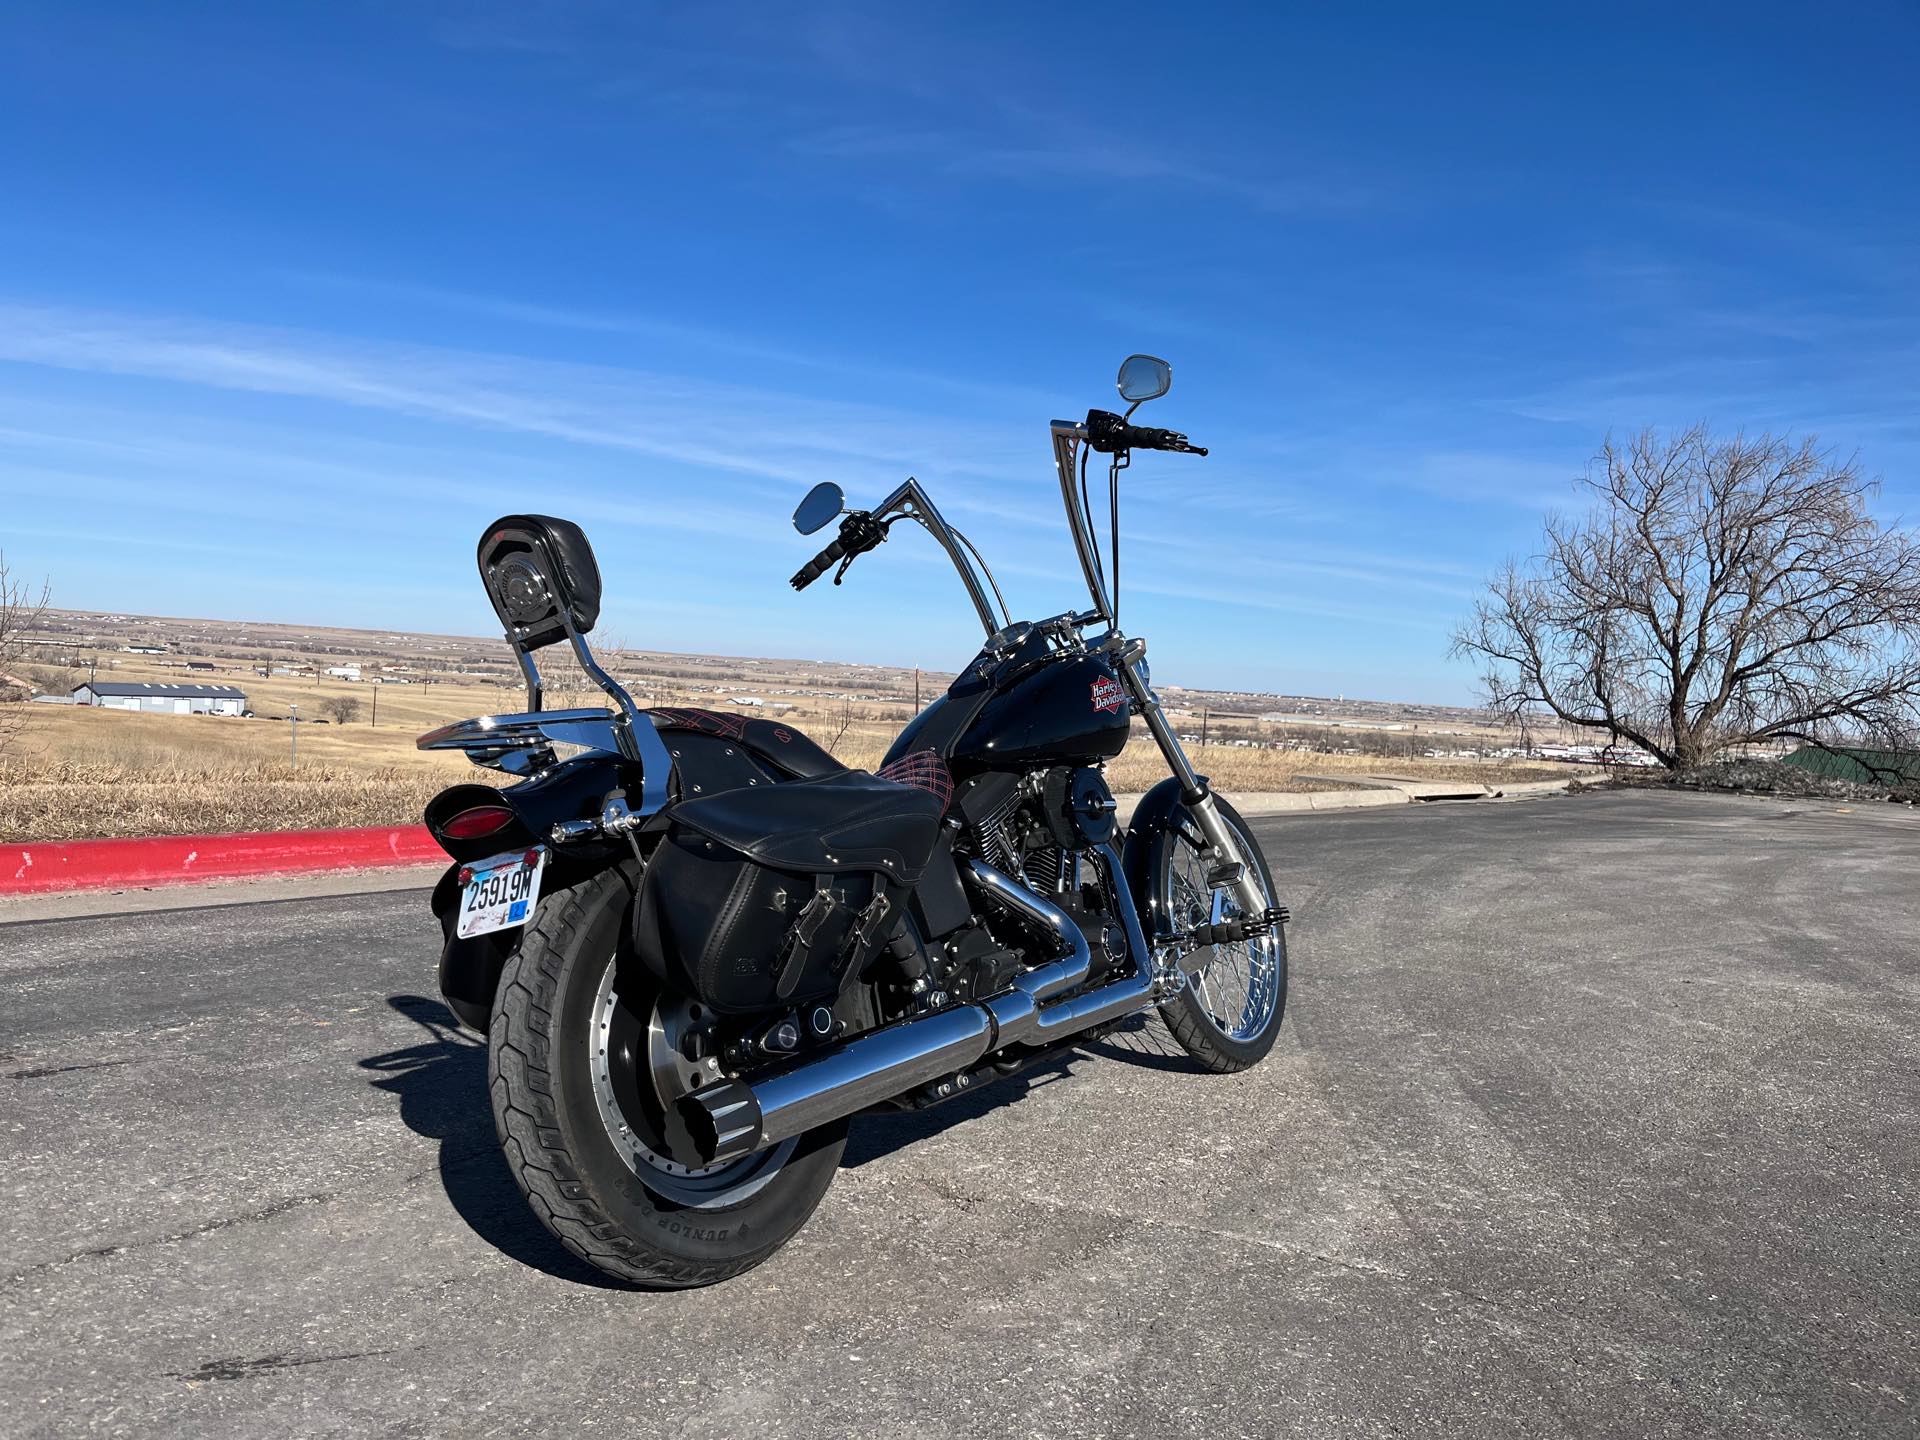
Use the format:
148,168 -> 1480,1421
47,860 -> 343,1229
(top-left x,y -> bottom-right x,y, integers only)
0,612 -> 1577,840
0,696 -> 1574,842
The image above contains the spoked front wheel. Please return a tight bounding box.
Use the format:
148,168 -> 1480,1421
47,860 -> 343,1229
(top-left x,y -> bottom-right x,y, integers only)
1153,796 -> 1288,1072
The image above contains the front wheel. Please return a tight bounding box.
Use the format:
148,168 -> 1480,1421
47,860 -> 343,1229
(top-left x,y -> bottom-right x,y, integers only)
489,863 -> 846,1288
1154,796 -> 1288,1072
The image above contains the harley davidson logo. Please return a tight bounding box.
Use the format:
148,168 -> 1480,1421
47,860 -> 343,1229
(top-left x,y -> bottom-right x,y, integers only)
1090,676 -> 1126,714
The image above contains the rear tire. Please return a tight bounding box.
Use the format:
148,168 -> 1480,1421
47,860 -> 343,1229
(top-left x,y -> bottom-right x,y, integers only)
1154,797 -> 1288,1073
489,863 -> 846,1288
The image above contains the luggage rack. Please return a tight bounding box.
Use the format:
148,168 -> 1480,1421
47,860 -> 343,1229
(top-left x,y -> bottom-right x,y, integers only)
417,708 -> 625,776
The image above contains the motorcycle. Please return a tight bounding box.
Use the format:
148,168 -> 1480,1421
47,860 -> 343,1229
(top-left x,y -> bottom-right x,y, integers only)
417,355 -> 1288,1287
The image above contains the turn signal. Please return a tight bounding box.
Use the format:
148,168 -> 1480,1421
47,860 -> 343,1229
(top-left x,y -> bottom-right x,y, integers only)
439,805 -> 517,840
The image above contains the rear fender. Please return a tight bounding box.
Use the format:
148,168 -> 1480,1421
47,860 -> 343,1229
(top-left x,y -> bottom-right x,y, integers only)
428,754 -> 633,1030
429,845 -> 631,1031
426,741 -> 802,1030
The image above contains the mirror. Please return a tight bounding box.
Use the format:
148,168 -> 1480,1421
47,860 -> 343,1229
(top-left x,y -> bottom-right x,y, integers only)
793,481 -> 845,535
1117,354 -> 1172,405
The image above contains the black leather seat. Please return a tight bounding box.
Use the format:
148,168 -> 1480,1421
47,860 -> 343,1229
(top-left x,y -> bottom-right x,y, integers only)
666,770 -> 945,884
645,708 -> 844,780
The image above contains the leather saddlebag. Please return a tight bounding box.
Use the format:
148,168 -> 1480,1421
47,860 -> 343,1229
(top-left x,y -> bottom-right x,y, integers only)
632,770 -> 944,1015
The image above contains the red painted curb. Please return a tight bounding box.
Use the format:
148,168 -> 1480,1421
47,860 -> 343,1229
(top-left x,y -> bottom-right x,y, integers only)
0,826 -> 445,895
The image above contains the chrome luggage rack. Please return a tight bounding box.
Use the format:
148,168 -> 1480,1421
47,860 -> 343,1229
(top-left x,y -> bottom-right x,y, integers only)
417,708 -> 625,776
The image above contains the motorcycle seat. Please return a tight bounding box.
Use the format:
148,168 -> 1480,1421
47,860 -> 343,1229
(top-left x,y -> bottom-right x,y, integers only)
645,707 -> 845,780
666,767 -> 947,884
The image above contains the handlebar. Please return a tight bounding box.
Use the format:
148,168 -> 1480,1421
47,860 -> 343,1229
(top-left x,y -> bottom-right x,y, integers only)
1084,409 -> 1208,456
791,511 -> 886,590
789,534 -> 849,590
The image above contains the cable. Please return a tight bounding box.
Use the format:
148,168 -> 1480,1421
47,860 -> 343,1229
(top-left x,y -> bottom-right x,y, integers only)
951,525 -> 1011,626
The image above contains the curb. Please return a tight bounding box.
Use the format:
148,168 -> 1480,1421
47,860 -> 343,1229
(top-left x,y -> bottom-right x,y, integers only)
0,826 -> 444,896
1115,780 -> 1576,825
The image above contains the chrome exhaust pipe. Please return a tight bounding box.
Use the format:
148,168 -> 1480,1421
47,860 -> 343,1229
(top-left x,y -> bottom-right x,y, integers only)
676,851 -> 1155,1164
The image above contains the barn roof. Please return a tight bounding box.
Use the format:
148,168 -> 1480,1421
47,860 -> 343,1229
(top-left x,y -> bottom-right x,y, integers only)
77,682 -> 248,699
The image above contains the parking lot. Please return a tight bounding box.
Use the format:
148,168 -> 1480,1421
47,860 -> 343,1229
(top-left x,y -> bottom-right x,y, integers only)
3,789 -> 1916,1438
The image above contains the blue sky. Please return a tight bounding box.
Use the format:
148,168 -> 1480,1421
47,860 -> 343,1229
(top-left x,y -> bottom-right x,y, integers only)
2,2 -> 1915,704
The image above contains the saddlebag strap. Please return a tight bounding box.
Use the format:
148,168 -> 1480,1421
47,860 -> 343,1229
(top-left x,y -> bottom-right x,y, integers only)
839,889 -> 893,974
774,884 -> 839,1001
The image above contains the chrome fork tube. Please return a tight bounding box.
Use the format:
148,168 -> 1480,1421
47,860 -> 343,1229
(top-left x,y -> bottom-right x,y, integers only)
1117,652 -> 1267,919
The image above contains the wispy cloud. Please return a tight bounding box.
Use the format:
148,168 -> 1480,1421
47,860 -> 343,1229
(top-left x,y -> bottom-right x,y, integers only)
275,271 -> 1063,411
786,123 -> 1376,215
0,301 -> 1028,495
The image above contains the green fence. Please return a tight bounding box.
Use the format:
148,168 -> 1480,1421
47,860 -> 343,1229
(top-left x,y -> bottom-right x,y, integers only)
1780,745 -> 1920,787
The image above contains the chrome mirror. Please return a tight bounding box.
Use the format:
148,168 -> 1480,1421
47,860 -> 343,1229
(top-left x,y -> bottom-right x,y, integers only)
1117,354 -> 1172,406
793,482 -> 845,536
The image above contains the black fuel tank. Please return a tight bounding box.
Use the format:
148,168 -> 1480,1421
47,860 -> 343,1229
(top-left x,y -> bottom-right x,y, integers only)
950,651 -> 1131,771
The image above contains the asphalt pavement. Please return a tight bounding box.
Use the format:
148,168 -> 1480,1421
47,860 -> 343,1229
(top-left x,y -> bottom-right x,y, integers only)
2,789 -> 1916,1438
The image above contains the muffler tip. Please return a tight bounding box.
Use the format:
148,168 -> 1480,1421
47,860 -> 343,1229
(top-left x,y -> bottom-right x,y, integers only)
671,1080 -> 764,1166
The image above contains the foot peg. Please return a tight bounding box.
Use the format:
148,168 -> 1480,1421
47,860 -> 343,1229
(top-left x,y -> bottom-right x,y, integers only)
1187,906 -> 1288,948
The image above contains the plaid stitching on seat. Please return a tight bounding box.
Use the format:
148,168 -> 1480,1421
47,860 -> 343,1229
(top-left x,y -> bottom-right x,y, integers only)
647,707 -> 749,741
876,749 -> 955,809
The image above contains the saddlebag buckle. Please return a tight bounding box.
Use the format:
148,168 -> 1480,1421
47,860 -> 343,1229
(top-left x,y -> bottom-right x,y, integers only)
774,887 -> 840,1001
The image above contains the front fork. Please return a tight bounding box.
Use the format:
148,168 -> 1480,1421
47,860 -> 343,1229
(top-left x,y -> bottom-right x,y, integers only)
1113,644 -> 1269,922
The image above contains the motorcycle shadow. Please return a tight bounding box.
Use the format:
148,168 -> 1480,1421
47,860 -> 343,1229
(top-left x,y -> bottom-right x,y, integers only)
841,1011 -> 1199,1169
360,996 -> 1200,1275
358,994 -> 639,1290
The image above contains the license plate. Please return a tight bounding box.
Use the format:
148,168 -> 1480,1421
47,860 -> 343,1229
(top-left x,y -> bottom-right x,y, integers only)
456,847 -> 547,939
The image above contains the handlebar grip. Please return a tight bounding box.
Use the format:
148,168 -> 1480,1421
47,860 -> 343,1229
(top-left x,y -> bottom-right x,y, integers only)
1126,424 -> 1182,450
1084,409 -> 1208,456
790,536 -> 849,590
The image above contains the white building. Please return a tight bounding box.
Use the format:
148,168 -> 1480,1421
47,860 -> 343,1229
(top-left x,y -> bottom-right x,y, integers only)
74,682 -> 247,715
324,665 -> 362,681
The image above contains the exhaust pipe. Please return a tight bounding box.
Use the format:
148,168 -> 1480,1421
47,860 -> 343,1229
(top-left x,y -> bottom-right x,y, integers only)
675,853 -> 1154,1164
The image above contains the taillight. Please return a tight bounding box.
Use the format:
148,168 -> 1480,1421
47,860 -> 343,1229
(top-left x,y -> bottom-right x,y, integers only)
439,805 -> 517,840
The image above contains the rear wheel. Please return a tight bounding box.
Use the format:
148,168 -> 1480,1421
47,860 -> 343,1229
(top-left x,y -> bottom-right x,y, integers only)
1154,798 -> 1288,1072
489,864 -> 846,1287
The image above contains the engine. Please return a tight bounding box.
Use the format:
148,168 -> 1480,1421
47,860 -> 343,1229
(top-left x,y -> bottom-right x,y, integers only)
941,766 -> 1130,990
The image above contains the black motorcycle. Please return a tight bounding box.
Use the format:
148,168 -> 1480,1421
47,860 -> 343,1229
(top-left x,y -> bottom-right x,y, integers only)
417,355 -> 1288,1287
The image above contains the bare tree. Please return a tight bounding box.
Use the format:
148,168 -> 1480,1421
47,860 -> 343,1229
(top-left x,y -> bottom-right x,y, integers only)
825,696 -> 856,758
0,553 -> 53,754
321,695 -> 362,724
1453,427 -> 1920,770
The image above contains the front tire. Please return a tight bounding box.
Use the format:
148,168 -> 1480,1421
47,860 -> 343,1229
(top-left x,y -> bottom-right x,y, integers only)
1154,797 -> 1288,1072
489,863 -> 846,1288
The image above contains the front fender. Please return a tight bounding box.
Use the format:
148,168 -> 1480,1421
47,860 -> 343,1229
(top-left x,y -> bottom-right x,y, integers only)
1120,776 -> 1203,945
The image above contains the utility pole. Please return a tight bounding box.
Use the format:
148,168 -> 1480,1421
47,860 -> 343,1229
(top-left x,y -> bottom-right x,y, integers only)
1200,707 -> 1209,748
289,703 -> 298,765
914,668 -> 920,709
371,685 -> 378,728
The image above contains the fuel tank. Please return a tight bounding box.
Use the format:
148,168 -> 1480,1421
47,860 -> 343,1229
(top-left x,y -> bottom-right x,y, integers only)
885,647 -> 1130,774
